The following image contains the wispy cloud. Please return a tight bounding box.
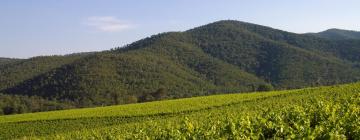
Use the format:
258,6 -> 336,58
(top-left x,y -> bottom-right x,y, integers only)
84,16 -> 134,32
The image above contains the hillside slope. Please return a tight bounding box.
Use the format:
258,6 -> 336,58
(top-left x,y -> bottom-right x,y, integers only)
3,33 -> 266,107
187,21 -> 360,88
0,55 -> 87,91
1,20 -> 360,114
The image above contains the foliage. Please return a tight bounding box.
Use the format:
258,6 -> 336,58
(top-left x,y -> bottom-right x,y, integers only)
0,93 -> 74,115
188,20 -> 360,88
0,55 -> 86,91
257,83 -> 274,91
121,94 -> 360,139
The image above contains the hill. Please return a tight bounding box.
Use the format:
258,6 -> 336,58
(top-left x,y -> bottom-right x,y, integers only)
309,28 -> 360,40
1,20 -> 360,115
1,82 -> 359,139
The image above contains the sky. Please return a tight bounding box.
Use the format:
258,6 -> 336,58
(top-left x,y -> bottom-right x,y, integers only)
1,0 -> 359,58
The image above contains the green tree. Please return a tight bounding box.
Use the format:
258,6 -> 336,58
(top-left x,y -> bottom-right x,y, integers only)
257,84 -> 274,92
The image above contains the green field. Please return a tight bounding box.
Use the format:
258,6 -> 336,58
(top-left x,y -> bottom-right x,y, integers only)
1,83 -> 360,139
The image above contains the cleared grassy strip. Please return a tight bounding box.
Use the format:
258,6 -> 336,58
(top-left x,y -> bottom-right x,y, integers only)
0,90 -> 293,123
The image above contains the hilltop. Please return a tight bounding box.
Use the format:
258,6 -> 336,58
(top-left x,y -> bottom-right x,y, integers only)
308,28 -> 360,40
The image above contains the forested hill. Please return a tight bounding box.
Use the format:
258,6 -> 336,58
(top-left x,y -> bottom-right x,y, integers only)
1,20 -> 360,115
308,28 -> 360,40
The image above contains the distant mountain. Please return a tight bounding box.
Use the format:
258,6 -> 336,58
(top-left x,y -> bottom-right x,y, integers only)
1,20 -> 360,115
308,28 -> 360,40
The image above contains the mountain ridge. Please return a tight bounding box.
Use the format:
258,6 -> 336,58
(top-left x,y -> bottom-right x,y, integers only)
308,28 -> 360,40
1,20 -> 360,115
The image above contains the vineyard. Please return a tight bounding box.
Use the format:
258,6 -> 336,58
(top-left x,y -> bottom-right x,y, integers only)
0,83 -> 360,139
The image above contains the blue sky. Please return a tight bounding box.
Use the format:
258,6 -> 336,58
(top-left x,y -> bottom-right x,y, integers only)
1,0 -> 359,58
